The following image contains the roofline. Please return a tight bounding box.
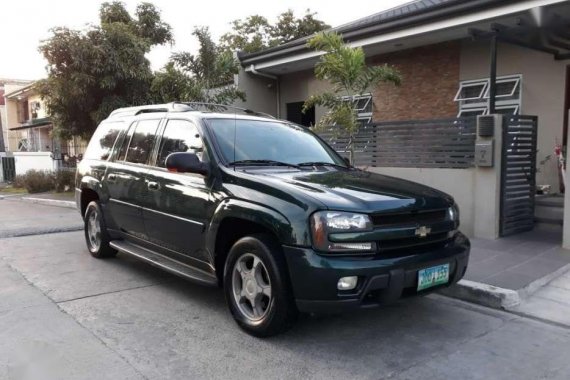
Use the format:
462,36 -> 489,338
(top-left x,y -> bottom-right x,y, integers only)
4,82 -> 37,99
238,0 -> 549,67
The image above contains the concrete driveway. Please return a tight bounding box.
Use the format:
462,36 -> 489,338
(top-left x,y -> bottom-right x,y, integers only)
1,199 -> 570,379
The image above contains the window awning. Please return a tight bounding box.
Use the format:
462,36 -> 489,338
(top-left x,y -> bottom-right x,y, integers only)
10,117 -> 52,131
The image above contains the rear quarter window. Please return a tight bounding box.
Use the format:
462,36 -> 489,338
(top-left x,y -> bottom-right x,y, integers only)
84,121 -> 125,161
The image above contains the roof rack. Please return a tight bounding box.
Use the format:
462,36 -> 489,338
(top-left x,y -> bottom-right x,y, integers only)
175,102 -> 276,119
107,102 -> 275,119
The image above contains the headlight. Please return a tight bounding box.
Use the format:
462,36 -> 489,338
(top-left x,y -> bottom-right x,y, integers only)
448,204 -> 460,225
310,211 -> 375,253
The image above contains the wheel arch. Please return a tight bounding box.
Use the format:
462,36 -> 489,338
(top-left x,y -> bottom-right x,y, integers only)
207,199 -> 295,285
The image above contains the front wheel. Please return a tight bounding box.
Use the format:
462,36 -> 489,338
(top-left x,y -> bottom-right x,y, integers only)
224,234 -> 297,337
84,201 -> 117,258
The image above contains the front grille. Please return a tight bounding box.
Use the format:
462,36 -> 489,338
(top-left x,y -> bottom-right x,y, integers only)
371,209 -> 447,227
378,232 -> 450,258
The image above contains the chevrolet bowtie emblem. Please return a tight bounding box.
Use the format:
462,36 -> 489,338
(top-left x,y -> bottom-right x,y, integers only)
415,226 -> 431,238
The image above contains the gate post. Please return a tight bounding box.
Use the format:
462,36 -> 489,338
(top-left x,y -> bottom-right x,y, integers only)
473,114 -> 504,239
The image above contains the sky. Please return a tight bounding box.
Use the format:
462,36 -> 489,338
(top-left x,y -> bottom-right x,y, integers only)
1,0 -> 409,80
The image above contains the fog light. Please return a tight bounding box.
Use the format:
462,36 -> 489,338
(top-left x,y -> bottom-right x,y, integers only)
337,276 -> 358,290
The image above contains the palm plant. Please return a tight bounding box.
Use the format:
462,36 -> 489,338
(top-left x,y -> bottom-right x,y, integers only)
303,32 -> 401,164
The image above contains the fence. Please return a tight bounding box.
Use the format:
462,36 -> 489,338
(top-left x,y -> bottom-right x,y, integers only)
318,117 -> 477,168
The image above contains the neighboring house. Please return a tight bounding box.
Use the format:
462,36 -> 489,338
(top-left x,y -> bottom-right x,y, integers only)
3,82 -> 86,175
235,0 -> 570,195
0,78 -> 32,152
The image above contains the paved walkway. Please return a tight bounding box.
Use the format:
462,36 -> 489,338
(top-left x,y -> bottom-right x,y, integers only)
465,224 -> 570,291
512,269 -> 570,327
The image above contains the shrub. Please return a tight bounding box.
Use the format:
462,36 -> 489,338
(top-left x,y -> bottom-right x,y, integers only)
12,174 -> 27,189
19,170 -> 55,193
54,170 -> 75,192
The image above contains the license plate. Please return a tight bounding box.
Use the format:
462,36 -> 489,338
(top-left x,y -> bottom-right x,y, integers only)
417,263 -> 449,291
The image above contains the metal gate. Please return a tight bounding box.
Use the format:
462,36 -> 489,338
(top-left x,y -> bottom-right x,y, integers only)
1,157 -> 16,182
499,115 -> 538,237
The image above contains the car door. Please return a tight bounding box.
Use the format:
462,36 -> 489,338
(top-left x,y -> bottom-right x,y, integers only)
143,118 -> 214,267
104,118 -> 161,240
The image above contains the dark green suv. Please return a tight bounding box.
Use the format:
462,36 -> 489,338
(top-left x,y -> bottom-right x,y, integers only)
76,103 -> 470,337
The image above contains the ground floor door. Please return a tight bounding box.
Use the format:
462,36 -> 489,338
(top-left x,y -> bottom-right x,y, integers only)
286,102 -> 315,127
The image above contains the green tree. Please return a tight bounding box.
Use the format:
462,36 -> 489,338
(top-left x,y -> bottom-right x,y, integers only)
303,32 -> 401,163
219,9 -> 329,53
151,27 -> 245,105
37,1 -> 172,139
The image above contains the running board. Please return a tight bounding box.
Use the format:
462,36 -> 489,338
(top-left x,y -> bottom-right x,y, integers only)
110,240 -> 218,286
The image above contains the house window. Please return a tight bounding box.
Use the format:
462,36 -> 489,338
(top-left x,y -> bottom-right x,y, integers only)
341,93 -> 373,124
455,75 -> 521,117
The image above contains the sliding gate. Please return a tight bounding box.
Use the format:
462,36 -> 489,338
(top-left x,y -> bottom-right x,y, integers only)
499,115 -> 538,237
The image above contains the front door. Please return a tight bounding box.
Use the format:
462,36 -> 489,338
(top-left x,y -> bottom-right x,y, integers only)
143,118 -> 214,269
105,118 -> 161,240
286,101 -> 315,127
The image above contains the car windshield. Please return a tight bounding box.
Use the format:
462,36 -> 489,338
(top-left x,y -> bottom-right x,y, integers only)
206,118 -> 347,168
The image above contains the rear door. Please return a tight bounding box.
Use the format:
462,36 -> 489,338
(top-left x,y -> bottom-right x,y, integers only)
104,118 -> 162,239
143,118 -> 214,268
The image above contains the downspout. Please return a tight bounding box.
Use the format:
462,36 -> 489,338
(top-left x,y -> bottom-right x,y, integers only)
248,65 -> 281,118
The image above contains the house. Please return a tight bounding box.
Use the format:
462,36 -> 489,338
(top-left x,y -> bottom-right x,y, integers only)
0,78 -> 32,152
234,0 -> 570,241
3,82 -> 86,175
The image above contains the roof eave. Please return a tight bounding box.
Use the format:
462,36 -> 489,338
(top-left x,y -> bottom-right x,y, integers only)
238,0 -> 524,67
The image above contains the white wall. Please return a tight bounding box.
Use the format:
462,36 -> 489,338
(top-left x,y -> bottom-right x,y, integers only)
369,167 -> 476,237
13,152 -> 55,175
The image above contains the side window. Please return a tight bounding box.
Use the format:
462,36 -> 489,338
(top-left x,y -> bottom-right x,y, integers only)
156,119 -> 206,168
124,119 -> 160,164
83,121 -> 125,160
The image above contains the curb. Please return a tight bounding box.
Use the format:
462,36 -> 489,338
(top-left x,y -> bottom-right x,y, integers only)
0,225 -> 83,239
439,280 -> 521,309
440,263 -> 570,310
21,197 -> 76,209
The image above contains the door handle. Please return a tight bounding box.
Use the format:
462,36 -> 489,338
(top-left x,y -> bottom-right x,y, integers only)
107,173 -> 117,182
147,181 -> 160,191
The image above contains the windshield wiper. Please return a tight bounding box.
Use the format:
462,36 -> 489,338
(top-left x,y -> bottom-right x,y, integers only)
297,161 -> 348,169
228,159 -> 300,168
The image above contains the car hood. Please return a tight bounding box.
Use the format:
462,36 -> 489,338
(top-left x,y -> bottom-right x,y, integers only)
240,168 -> 454,214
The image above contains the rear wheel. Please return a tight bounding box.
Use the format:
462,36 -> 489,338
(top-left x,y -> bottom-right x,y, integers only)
84,201 -> 117,258
224,234 -> 297,337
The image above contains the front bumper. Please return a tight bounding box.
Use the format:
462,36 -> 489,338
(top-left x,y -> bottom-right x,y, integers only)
284,232 -> 470,314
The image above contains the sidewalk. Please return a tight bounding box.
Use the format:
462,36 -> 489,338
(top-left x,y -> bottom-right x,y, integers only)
20,191 -> 76,209
442,224 -> 570,310
511,269 -> 570,327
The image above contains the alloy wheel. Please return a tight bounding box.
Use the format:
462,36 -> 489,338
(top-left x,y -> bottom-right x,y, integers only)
87,209 -> 101,252
232,253 -> 273,322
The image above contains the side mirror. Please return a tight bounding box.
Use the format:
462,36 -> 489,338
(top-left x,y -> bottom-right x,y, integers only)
165,152 -> 209,176
342,156 -> 351,166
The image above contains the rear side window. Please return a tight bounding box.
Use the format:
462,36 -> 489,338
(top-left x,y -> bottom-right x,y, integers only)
124,119 -> 160,164
84,121 -> 125,160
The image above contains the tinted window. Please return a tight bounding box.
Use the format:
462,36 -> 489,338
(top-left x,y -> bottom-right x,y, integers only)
157,120 -> 205,167
84,121 -> 125,160
208,119 -> 345,166
125,119 -> 160,164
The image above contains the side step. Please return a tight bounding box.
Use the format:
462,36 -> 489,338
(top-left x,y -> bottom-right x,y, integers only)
110,240 -> 218,286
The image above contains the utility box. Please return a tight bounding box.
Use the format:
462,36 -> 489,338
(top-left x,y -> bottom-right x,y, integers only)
475,140 -> 494,167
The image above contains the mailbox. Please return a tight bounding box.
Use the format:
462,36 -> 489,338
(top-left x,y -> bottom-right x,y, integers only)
475,140 -> 494,167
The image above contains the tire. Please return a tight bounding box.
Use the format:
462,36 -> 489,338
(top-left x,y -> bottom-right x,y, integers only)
84,201 -> 117,259
223,233 -> 298,337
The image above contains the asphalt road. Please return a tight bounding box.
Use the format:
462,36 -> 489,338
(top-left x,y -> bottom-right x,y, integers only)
1,199 -> 570,379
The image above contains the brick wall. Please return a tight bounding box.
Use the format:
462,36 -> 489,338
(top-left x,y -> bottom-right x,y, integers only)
370,41 -> 460,121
